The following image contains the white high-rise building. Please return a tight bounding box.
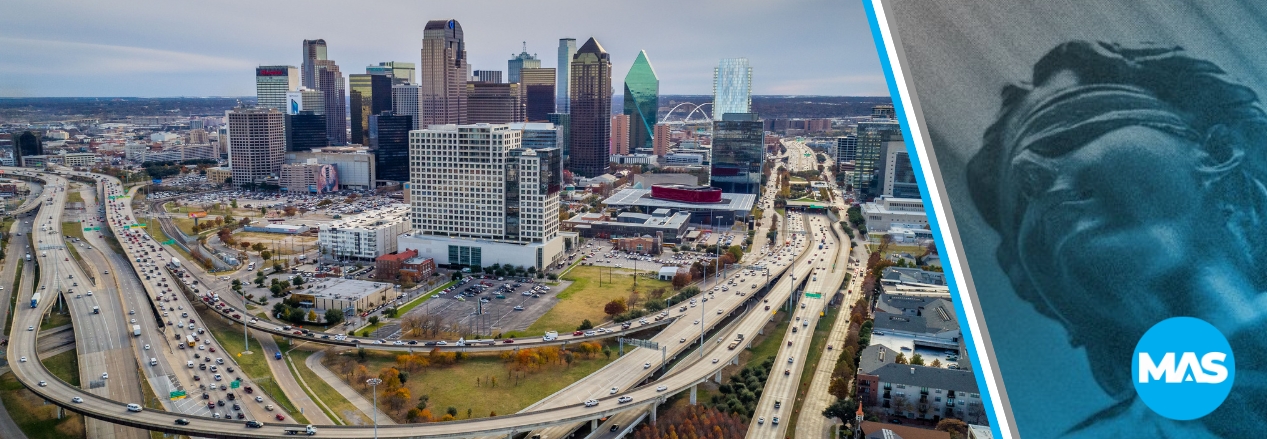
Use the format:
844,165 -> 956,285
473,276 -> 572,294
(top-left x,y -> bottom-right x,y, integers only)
227,107 -> 286,186
400,123 -> 565,270
318,205 -> 411,260
256,66 -> 300,111
712,58 -> 752,120
556,38 -> 577,113
392,84 -> 422,130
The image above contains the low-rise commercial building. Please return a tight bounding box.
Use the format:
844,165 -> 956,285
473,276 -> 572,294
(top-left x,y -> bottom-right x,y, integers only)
318,205 -> 411,261
206,167 -> 232,184
290,278 -> 396,314
861,196 -> 928,231
571,209 -> 690,243
375,248 -> 437,282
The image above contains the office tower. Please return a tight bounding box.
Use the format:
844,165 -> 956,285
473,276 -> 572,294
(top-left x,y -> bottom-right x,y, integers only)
653,123 -> 670,156
548,112 -> 571,164
217,126 -> 230,156
466,82 -> 524,124
872,104 -> 895,120
557,38 -> 577,113
189,129 -> 210,144
349,73 -> 393,144
507,122 -> 563,150
836,135 -> 858,163
853,120 -> 902,197
285,89 -> 324,115
879,132 -> 918,198
301,39 -> 327,89
286,111 -> 327,152
568,37 -> 612,178
711,112 -> 764,194
369,112 -> 412,184
227,107 -> 286,186
368,61 -> 415,85
713,58 -> 753,120
471,70 -> 503,83
392,84 -> 422,130
15,131 -> 41,166
403,123 -> 563,270
610,114 -> 630,155
256,66 -> 300,111
623,50 -> 659,151
520,68 -> 556,122
313,59 -> 347,145
420,19 -> 468,126
507,42 -> 541,84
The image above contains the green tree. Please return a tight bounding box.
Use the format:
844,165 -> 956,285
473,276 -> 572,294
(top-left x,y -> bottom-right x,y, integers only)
577,319 -> 594,331
911,353 -> 925,366
324,309 -> 344,325
369,316 -> 380,326
261,250 -> 272,260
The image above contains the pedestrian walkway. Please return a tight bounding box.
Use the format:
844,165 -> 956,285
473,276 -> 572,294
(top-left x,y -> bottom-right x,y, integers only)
253,330 -> 333,425
306,351 -> 397,425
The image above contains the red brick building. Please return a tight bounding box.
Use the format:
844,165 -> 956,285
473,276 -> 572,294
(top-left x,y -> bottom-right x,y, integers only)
376,249 -> 436,282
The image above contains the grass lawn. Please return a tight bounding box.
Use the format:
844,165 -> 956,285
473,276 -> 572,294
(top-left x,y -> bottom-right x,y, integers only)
868,244 -> 926,259
0,372 -> 86,439
525,265 -> 673,335
327,347 -> 617,422
201,311 -> 309,424
785,305 -> 838,436
66,191 -> 84,204
172,217 -> 198,236
5,259 -> 22,334
744,310 -> 790,364
42,349 -> 80,386
287,349 -> 369,425
40,309 -> 71,331
61,222 -> 86,240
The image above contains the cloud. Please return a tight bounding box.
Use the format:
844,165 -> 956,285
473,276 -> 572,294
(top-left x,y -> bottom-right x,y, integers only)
0,36 -> 255,75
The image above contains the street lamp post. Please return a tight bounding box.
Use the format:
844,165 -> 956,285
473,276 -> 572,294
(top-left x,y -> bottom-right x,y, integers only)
367,378 -> 383,439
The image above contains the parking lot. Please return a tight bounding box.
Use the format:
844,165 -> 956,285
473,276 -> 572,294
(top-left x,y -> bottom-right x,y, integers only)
397,274 -> 573,338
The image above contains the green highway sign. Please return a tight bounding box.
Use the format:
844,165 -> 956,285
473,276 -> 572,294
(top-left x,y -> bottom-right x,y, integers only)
804,292 -> 823,299
163,239 -> 176,245
169,390 -> 187,399
230,380 -> 240,389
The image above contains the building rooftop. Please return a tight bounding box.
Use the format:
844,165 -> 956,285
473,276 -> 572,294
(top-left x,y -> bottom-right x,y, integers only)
304,278 -> 392,301
860,421 -> 951,439
871,363 -> 979,394
603,188 -> 755,212
858,343 -> 899,375
322,205 -> 409,230
873,298 -> 959,336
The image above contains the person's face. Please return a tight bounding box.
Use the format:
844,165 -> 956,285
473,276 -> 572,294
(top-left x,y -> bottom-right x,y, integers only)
1010,125 -> 1207,332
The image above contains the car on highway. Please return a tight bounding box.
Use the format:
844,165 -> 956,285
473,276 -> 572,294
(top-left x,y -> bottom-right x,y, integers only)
609,387 -> 618,394
758,417 -> 765,425
102,372 -> 109,379
656,385 -> 667,392
175,418 -> 190,425
275,414 -> 286,421
26,326 -> 32,331
245,420 -> 263,428
643,362 -> 651,369
126,403 -> 142,412
617,396 -> 633,404
144,344 -> 150,350
71,396 -> 83,403
583,399 -> 599,407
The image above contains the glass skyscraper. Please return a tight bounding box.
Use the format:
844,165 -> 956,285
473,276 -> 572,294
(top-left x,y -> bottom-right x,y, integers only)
369,112 -> 412,184
712,58 -> 752,120
507,43 -> 541,84
556,38 -> 576,113
568,37 -> 612,178
622,50 -> 659,152
710,112 -> 764,194
349,73 -> 393,145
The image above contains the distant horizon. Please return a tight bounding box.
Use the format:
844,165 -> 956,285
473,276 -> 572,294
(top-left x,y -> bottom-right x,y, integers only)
0,94 -> 889,100
0,0 -> 880,97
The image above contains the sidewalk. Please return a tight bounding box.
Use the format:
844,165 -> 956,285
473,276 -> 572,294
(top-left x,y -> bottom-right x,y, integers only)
306,351 -> 397,425
253,330 -> 334,425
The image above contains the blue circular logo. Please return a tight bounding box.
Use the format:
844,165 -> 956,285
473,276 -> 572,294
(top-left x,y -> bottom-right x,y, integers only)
1132,317 -> 1234,420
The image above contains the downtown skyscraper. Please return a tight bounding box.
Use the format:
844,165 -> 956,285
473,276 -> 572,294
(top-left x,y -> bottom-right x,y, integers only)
556,38 -> 576,113
255,66 -> 299,110
713,58 -> 752,120
303,39 -> 346,145
622,50 -> 659,152
520,67 -> 556,122
568,37 -> 612,178
349,73 -> 392,144
227,107 -> 286,186
301,39 -> 327,89
507,43 -> 540,84
420,19 -> 468,126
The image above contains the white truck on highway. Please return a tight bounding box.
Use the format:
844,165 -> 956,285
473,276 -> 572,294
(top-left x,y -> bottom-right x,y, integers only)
171,257 -> 181,268
132,325 -> 141,336
543,331 -> 558,342
283,425 -> 318,435
25,253 -> 30,261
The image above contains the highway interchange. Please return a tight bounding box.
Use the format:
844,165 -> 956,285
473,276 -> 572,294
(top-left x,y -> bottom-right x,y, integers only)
3,141 -> 868,439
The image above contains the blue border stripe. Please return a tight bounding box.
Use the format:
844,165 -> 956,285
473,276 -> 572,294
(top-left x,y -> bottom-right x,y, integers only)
861,1 -> 1005,436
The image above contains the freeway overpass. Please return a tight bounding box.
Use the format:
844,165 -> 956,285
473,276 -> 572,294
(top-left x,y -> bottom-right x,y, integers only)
7,168 -> 830,438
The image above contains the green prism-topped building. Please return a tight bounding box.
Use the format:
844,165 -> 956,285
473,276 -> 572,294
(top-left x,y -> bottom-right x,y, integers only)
623,50 -> 660,152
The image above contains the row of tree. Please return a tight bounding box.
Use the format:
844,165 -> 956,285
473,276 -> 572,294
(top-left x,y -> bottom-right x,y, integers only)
631,404 -> 749,439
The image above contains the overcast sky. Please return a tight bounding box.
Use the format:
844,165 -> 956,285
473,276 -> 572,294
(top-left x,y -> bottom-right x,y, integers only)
0,0 -> 885,98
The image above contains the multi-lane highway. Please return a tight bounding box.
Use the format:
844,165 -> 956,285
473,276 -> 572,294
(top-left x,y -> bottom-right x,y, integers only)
5,165 -> 855,439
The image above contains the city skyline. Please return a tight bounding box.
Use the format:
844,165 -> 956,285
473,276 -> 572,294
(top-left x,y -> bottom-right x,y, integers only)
0,0 -> 880,97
